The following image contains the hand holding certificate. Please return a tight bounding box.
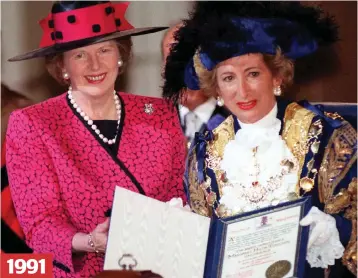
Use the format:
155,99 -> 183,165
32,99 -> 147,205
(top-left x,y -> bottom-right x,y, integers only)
104,187 -> 311,278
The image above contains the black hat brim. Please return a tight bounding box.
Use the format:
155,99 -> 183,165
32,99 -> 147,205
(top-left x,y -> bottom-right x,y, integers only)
9,26 -> 167,62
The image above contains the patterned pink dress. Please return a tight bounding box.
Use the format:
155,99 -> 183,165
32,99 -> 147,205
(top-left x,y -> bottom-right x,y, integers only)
6,92 -> 186,277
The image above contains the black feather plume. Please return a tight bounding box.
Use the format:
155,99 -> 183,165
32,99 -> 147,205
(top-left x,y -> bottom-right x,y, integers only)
163,1 -> 339,104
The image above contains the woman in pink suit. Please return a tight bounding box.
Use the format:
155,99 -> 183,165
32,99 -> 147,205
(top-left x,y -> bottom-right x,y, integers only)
6,1 -> 186,277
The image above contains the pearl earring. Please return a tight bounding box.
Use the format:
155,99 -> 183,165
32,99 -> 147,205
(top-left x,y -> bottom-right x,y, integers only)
274,86 -> 282,96
63,72 -> 70,80
117,60 -> 123,67
217,97 -> 224,107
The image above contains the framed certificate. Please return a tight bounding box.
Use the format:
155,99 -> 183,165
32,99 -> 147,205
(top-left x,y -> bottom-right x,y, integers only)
104,187 -> 311,278
205,197 -> 311,278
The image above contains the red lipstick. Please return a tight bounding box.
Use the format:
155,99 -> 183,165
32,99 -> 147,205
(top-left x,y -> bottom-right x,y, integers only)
236,100 -> 257,110
85,73 -> 107,84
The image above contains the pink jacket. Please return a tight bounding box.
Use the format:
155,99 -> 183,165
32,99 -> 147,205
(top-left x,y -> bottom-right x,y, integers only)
6,92 -> 186,277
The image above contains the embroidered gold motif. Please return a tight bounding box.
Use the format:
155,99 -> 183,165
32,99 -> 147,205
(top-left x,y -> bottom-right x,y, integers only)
186,116 -> 236,218
319,121 -> 357,276
325,178 -> 357,276
324,111 -> 344,121
187,147 -> 211,217
342,178 -> 357,276
207,116 -> 235,157
318,122 -> 357,203
206,116 -> 235,197
282,103 -> 317,194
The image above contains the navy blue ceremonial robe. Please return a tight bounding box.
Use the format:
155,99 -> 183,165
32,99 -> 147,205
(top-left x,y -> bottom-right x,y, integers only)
185,99 -> 357,278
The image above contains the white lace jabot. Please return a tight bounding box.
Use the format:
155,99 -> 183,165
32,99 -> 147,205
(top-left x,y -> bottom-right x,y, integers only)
219,102 -> 299,214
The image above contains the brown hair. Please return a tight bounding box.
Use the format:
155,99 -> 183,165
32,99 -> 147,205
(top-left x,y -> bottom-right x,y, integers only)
45,37 -> 133,85
194,48 -> 294,97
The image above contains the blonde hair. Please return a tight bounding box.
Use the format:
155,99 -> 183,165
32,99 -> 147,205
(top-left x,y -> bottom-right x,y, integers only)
193,48 -> 294,97
45,37 -> 133,85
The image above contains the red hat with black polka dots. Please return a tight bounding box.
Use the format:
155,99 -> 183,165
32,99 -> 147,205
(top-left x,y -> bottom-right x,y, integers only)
9,1 -> 167,61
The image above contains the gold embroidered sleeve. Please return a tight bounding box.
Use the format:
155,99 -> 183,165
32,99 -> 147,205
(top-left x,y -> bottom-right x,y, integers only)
206,116 -> 235,197
320,120 -> 357,276
318,122 -> 357,203
325,178 -> 357,276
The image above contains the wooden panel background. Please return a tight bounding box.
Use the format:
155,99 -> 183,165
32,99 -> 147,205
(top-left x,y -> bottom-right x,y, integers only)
286,1 -> 357,103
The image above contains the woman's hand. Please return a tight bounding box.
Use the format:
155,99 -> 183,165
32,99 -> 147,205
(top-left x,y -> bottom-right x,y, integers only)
72,218 -> 110,253
300,207 -> 344,268
166,197 -> 191,212
90,218 -> 110,253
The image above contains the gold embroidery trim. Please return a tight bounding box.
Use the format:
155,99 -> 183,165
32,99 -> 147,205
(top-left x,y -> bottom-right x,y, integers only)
206,116 -> 235,197
318,122 -> 357,203
324,111 -> 344,121
282,103 -> 316,195
187,116 -> 236,217
325,178 -> 357,276
187,145 -> 211,217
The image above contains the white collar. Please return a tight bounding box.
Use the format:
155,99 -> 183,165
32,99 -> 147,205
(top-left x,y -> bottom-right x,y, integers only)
179,97 -> 217,124
237,103 -> 278,129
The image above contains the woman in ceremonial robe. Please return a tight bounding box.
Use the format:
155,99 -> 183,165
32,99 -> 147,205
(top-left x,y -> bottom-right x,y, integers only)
6,1 -> 186,277
163,2 -> 356,277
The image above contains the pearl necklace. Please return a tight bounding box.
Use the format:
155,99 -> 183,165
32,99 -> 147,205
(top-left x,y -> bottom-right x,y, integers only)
67,87 -> 121,145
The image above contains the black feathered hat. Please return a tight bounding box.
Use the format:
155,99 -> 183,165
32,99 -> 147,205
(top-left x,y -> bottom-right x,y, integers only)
9,1 -> 167,62
163,1 -> 338,105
